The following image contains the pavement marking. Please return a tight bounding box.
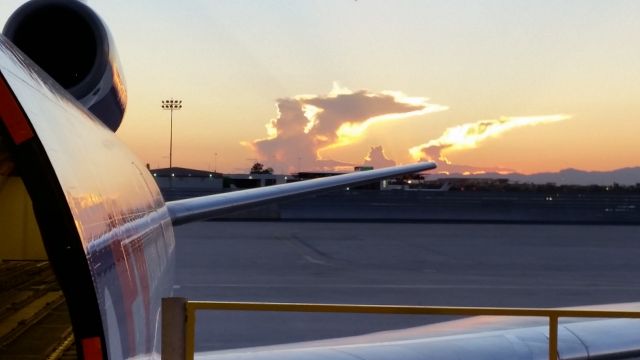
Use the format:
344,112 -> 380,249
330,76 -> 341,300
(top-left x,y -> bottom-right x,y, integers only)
277,234 -> 338,267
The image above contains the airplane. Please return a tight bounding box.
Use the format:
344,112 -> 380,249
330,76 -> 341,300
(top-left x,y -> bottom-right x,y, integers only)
0,1 -> 639,359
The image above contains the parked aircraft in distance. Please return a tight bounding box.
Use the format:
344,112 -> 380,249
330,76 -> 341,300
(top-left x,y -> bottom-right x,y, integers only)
0,1 -> 638,359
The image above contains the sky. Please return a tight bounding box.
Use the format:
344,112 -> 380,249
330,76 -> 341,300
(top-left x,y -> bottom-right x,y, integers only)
1,0 -> 639,174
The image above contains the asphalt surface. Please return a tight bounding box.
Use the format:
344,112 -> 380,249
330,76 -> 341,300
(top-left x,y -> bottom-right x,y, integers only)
174,221 -> 640,351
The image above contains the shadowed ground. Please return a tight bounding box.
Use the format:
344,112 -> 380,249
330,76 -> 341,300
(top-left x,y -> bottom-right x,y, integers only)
174,221 -> 640,351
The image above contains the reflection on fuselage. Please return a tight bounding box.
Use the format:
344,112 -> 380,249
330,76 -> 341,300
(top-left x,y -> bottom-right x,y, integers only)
0,36 -> 175,359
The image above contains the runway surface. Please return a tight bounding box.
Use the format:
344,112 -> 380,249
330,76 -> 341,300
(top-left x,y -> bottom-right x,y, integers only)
173,221 -> 640,351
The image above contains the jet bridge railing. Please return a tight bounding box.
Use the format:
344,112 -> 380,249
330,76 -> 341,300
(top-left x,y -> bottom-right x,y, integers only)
160,297 -> 640,360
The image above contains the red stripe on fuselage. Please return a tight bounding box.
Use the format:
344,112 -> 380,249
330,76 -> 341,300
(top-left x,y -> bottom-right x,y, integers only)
0,73 -> 34,144
131,238 -> 152,351
81,337 -> 103,360
110,234 -> 154,355
110,241 -> 138,355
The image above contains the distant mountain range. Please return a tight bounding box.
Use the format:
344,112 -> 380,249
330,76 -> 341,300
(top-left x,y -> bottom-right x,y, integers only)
431,167 -> 640,186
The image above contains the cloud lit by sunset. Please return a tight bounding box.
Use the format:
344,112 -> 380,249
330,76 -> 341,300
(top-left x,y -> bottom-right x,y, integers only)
245,84 -> 447,172
409,114 -> 572,164
8,1 -> 632,174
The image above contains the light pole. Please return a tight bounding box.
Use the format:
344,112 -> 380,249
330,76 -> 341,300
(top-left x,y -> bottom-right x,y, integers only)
161,98 -> 182,169
214,152 -> 218,173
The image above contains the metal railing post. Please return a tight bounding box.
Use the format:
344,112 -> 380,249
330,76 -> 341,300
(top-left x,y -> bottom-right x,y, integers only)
549,315 -> 558,360
185,303 -> 197,360
161,297 -> 187,360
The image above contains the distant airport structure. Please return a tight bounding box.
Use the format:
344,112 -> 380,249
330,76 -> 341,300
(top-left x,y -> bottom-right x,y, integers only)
147,166 -> 640,224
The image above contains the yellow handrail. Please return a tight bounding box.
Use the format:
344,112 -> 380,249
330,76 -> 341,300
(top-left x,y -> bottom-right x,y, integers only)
181,301 -> 640,360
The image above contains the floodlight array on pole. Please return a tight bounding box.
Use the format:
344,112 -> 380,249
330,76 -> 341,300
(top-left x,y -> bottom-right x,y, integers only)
161,99 -> 182,169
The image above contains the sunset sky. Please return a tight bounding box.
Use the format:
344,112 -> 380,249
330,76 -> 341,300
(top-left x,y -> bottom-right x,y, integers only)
1,1 -> 639,174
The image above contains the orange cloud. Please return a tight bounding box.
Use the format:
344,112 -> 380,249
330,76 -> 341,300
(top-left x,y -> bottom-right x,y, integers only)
245,83 -> 447,172
409,114 -> 571,163
362,145 -> 396,169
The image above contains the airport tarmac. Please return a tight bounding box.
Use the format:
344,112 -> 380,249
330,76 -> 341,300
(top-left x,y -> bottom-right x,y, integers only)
173,221 -> 640,351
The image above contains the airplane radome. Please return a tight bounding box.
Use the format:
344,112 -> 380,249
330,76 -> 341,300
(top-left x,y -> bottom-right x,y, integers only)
0,1 -> 638,359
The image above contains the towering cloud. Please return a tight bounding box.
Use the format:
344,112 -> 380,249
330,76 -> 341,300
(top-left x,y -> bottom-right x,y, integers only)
409,114 -> 571,164
362,146 -> 396,169
245,83 -> 447,172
